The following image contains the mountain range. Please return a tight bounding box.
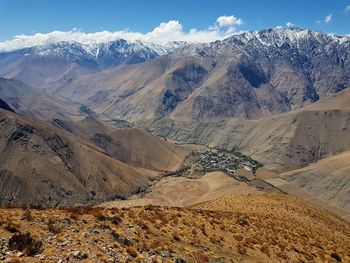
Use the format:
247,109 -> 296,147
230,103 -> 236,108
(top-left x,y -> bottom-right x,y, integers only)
0,39 -> 186,88
0,27 -> 350,215
1,27 -> 349,122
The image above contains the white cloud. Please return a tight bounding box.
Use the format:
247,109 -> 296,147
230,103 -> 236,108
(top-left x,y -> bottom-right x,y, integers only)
0,17 -> 244,51
286,22 -> 294,27
216,15 -> 243,27
324,14 -> 332,23
345,5 -> 350,12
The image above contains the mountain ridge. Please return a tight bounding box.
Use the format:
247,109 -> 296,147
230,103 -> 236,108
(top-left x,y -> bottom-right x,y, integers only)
24,27 -> 349,121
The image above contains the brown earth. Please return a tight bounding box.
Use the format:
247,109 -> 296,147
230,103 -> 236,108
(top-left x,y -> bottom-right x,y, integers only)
0,78 -> 82,122
0,109 -> 158,207
102,172 -> 258,208
52,115 -> 190,172
146,88 -> 350,170
280,151 -> 350,212
0,193 -> 349,262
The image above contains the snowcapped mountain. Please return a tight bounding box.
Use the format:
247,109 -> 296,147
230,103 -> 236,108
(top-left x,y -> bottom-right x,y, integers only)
177,28 -> 350,59
0,39 -> 188,87
0,27 -> 349,102
43,27 -> 350,122
0,39 -> 187,67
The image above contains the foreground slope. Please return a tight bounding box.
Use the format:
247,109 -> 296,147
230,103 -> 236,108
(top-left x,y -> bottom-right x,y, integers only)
0,193 -> 348,262
0,110 -> 155,207
102,171 -> 259,208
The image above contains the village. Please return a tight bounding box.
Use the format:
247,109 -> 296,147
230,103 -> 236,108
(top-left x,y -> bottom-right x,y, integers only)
172,149 -> 263,183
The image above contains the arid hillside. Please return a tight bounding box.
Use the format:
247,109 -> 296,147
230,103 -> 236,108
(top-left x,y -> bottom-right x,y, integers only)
102,171 -> 259,208
51,116 -> 190,172
0,193 -> 349,262
0,109 -> 158,207
146,88 -> 350,170
42,28 -> 350,122
0,98 -> 14,112
0,78 -> 82,121
280,151 -> 350,212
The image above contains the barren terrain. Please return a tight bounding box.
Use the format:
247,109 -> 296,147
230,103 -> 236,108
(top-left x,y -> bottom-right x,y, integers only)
0,193 -> 349,262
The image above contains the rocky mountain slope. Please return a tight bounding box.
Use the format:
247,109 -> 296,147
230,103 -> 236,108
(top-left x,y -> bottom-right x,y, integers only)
0,78 -> 82,121
51,115 -> 189,172
0,109 -> 161,207
0,98 -> 14,112
0,28 -> 348,121
0,40 -> 186,88
145,87 -> 350,170
41,28 -> 350,121
0,193 -> 348,262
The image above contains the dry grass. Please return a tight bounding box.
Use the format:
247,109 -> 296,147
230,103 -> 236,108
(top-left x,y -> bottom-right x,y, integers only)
0,194 -> 348,262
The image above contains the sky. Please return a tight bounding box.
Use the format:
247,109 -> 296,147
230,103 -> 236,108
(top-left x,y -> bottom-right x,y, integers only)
0,0 -> 349,50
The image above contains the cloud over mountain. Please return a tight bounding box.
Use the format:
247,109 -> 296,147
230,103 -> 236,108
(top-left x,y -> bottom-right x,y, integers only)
0,16 -> 243,51
324,14 -> 332,23
216,15 -> 243,27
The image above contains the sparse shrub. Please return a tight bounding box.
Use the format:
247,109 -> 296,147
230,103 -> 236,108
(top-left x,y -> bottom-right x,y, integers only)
47,219 -> 60,234
237,243 -> 247,255
191,229 -> 197,236
234,235 -> 243,242
66,207 -> 81,220
5,218 -> 20,233
8,233 -> 43,256
90,208 -> 106,221
96,251 -> 109,262
134,219 -> 149,231
200,224 -> 207,236
112,242 -> 120,249
4,257 -> 21,263
110,215 -> 122,225
127,210 -> 136,219
126,246 -> 138,258
153,210 -> 169,226
209,235 -> 221,244
317,251 -> 326,261
99,223 -> 111,230
111,230 -> 133,246
260,244 -> 270,256
82,208 -> 107,221
276,251 -> 288,260
237,217 -> 250,227
149,240 -> 161,250
192,252 -> 209,263
173,234 -> 181,242
244,237 -> 257,249
23,210 -> 33,221
330,252 -> 342,262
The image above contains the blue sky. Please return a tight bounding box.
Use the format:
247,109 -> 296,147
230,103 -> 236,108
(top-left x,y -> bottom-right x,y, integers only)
0,0 -> 349,50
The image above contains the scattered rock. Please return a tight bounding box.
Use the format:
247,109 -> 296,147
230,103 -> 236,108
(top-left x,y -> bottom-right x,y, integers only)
160,250 -> 172,257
